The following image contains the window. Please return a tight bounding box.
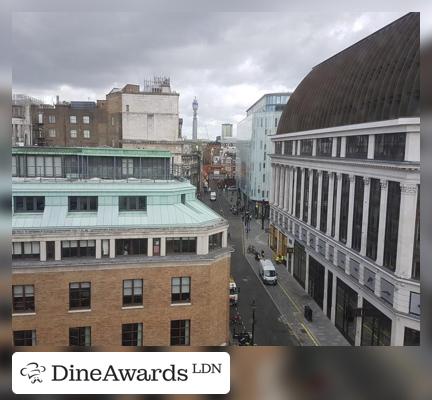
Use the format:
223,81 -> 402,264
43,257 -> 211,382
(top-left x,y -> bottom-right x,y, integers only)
62,240 -> 96,258
116,239 -> 147,256
320,172 -> 329,232
409,292 -> 420,316
275,142 -> 282,155
14,196 -> 45,212
317,138 -> 332,157
275,117 -> 278,127
122,323 -> 143,346
336,137 -> 341,157
123,279 -> 143,306
383,181 -> 400,271
170,320 -> 190,345
295,167 -> 301,218
300,139 -> 313,156
70,129 -> 77,138
83,115 -> 90,124
404,327 -> 420,346
331,173 -> 337,236
121,158 -> 134,176
181,194 -> 186,204
83,129 -> 90,139
374,133 -> 406,161
339,174 -> 350,244
360,299 -> 391,346
48,115 -> 55,123
69,327 -> 91,346
346,135 -> 368,159
69,282 -> 91,309
12,242 -> 40,259
38,113 -> 43,123
166,238 -> 196,254
302,169 -> 310,223
70,115 -> 77,124
351,176 -> 364,251
13,330 -> 36,346
412,186 -> 420,279
119,196 -> 147,211
171,277 -> 191,303
209,232 -> 222,251
48,128 -> 56,137
335,278 -> 357,345
111,116 -> 115,126
12,285 -> 35,313
68,196 -> 98,211
310,170 -> 318,227
126,105 -> 130,112
366,179 -> 381,261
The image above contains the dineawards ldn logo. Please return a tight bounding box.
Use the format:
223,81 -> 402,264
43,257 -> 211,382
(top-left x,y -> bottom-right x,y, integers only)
12,352 -> 230,394
20,362 -> 47,383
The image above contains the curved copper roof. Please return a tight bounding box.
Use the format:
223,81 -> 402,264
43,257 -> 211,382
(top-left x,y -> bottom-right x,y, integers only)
277,13 -> 419,134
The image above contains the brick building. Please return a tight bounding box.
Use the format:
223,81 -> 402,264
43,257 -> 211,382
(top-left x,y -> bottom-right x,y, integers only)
12,148 -> 230,347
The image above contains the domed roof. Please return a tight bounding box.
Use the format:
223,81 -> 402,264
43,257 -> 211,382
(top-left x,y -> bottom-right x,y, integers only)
277,13 -> 419,134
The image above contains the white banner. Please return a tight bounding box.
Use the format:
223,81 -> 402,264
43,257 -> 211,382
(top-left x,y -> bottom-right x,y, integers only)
12,352 -> 230,394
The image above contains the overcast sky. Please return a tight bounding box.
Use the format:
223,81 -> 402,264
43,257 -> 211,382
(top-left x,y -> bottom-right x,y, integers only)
12,12 -> 406,139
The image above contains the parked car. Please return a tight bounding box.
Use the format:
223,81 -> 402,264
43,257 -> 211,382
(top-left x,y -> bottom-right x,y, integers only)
210,191 -> 217,201
259,259 -> 278,285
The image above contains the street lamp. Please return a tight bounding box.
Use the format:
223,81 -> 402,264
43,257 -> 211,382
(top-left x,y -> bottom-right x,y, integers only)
251,299 -> 256,345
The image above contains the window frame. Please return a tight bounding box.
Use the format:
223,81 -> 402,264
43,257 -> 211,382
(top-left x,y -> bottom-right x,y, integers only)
69,326 -> 91,346
13,330 -> 36,346
118,196 -> 147,211
12,284 -> 35,313
68,196 -> 98,212
170,319 -> 190,346
69,282 -> 91,310
171,277 -> 191,303
122,322 -> 143,346
13,196 -> 45,213
123,279 -> 143,306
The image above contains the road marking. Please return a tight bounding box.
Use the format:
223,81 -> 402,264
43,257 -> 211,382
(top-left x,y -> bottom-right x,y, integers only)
300,322 -> 319,346
277,281 -> 301,313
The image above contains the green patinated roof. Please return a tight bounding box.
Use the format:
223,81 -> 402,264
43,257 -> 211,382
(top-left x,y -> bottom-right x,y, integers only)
12,146 -> 171,158
12,179 -> 224,230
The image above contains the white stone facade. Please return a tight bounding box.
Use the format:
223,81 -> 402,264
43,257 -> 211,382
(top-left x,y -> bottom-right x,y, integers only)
270,118 -> 420,346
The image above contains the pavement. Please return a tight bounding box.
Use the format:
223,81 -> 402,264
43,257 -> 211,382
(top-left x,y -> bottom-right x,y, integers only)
215,188 -> 350,346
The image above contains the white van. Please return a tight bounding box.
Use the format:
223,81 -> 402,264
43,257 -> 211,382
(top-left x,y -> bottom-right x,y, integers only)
259,259 -> 278,285
210,191 -> 217,201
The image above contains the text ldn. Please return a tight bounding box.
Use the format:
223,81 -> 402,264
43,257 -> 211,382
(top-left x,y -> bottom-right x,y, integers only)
192,363 -> 222,374
52,364 -> 188,382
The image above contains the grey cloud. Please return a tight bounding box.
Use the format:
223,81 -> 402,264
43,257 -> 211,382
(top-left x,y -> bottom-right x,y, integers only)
13,11 -> 403,138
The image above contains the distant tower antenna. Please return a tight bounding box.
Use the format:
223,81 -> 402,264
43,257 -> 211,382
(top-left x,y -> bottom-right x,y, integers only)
192,97 -> 198,140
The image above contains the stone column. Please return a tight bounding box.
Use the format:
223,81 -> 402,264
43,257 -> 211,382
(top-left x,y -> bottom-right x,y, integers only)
292,168 -> 298,216
222,230 -> 228,247
288,167 -> 294,214
334,173 -> 343,241
307,169 -> 313,225
305,252 -> 309,293
279,166 -> 286,208
404,131 -> 420,162
390,319 -> 405,346
270,164 -> 276,204
332,138 -> 337,157
354,295 -> 363,346
96,239 -> 102,259
360,177 -> 371,256
330,272 -> 337,323
274,165 -> 280,207
316,171 -> 323,229
346,175 -> 356,248
109,238 -> 116,258
367,135 -> 375,159
161,237 -> 166,256
40,241 -> 47,262
55,240 -> 61,261
312,139 -> 317,156
284,167 -> 290,210
147,238 -> 153,257
374,274 -> 381,297
376,180 -> 388,266
323,268 -> 329,316
340,136 -> 346,157
395,183 -> 418,278
299,168 -> 305,220
292,141 -> 296,155
326,172 -> 335,236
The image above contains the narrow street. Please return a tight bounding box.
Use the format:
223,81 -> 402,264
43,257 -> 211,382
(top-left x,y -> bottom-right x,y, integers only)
203,189 -> 298,345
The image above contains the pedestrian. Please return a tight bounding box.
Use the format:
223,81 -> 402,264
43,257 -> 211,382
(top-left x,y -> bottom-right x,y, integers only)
261,250 -> 265,258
